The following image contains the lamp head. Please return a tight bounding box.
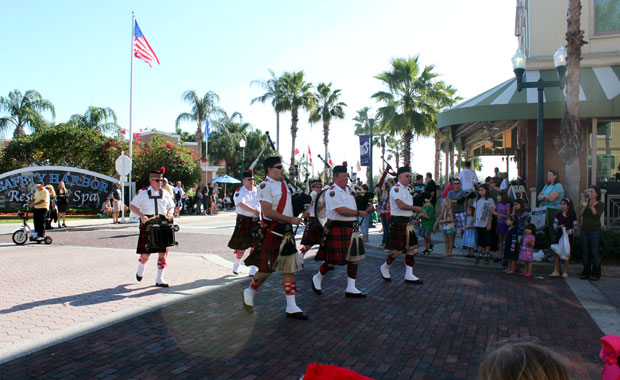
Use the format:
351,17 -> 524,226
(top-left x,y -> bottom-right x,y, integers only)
239,138 -> 246,148
511,49 -> 526,70
553,46 -> 567,84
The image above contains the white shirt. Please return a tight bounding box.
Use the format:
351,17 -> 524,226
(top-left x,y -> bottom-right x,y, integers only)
325,184 -> 357,221
130,186 -> 175,216
500,178 -> 509,191
458,169 -> 479,192
307,191 -> 319,218
257,176 -> 293,221
234,185 -> 260,217
389,182 -> 414,217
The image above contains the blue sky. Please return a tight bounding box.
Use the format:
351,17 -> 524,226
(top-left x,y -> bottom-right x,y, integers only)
2,0 -> 518,178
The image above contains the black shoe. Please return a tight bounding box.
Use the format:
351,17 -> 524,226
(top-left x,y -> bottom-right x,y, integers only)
155,283 -> 169,288
580,273 -> 590,280
136,274 -> 143,282
429,244 -> 434,252
404,279 -> 424,285
286,312 -> 309,320
312,281 -> 322,295
345,292 -> 367,298
232,271 -> 238,275
421,249 -> 429,255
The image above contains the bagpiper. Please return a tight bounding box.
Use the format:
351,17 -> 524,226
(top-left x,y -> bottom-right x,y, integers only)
299,179 -> 324,258
311,165 -> 375,298
227,170 -> 260,276
379,166 -> 424,284
129,167 -> 176,287
242,156 -> 308,320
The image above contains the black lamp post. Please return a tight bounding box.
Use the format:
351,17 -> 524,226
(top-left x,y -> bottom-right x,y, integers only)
512,47 -> 567,195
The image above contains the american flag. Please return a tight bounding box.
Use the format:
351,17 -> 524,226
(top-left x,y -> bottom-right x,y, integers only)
134,20 -> 160,67
308,146 -> 312,163
328,153 -> 333,166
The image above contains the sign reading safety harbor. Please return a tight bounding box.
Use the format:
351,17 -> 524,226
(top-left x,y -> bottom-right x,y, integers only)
0,166 -> 120,211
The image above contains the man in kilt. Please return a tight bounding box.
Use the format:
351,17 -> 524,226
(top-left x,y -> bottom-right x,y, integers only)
379,166 -> 424,284
227,171 -> 260,276
242,156 -> 308,320
299,179 -> 324,258
311,166 -> 375,298
129,167 -> 176,287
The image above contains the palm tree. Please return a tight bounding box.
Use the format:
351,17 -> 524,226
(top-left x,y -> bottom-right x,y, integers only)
175,90 -> 224,160
210,111 -> 252,176
0,89 -> 55,137
69,107 -> 119,135
250,70 -> 285,151
278,71 -> 314,166
372,56 -> 449,167
559,0 -> 586,201
309,82 -> 346,182
385,135 -> 401,169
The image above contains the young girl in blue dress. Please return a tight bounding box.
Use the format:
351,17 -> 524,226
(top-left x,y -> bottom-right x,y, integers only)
462,206 -> 477,258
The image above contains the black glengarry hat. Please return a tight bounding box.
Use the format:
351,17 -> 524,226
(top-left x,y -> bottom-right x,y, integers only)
397,166 -> 411,176
332,165 -> 347,174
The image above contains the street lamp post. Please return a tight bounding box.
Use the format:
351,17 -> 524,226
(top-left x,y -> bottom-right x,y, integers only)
239,138 -> 246,176
512,46 -> 567,195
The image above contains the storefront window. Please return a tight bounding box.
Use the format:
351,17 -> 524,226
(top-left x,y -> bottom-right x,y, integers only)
589,120 -> 620,183
594,0 -> 620,35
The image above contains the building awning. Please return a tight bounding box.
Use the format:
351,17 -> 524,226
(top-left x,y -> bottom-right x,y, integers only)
438,65 -> 620,129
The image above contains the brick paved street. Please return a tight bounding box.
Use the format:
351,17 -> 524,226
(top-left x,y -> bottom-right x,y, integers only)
0,251 -> 605,379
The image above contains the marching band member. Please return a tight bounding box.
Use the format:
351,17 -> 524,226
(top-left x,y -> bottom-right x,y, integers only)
379,166 -> 424,284
299,179 -> 324,259
227,170 -> 260,276
129,167 -> 176,287
243,156 -> 308,320
312,165 -> 375,298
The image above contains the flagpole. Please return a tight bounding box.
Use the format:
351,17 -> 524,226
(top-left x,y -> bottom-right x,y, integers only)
128,12 -> 135,203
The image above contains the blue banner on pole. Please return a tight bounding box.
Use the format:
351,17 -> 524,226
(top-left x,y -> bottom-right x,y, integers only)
359,135 -> 370,166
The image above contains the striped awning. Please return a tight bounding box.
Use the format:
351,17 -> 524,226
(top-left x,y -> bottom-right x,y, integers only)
438,65 -> 620,128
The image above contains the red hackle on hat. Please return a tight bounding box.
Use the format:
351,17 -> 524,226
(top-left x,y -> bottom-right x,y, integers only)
342,161 -> 348,167
160,167 -> 165,174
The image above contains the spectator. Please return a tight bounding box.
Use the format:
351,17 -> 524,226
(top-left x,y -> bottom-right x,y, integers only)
474,184 -> 495,264
56,181 -> 68,228
380,178 -> 394,247
512,198 -> 530,241
28,182 -> 50,241
579,185 -> 604,281
550,198 -> 577,278
538,169 -> 564,249
209,190 -> 217,215
223,194 -> 232,209
173,181 -> 185,217
438,198 -> 455,257
101,198 -> 113,217
202,186 -> 210,215
162,178 -> 174,198
493,192 -> 511,266
519,224 -> 536,277
45,184 -> 58,230
194,185 -> 203,214
500,172 -> 509,191
419,197 -> 435,254
446,179 -> 467,236
479,341 -> 568,380
413,175 -> 425,207
110,182 -> 121,224
458,161 -> 479,193
504,215 -> 519,274
462,206 -> 478,258
424,172 -> 437,206
440,177 -> 454,207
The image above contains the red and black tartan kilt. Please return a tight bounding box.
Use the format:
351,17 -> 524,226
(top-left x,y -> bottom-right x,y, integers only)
244,224 -> 286,273
301,218 -> 323,246
315,221 -> 354,266
227,215 -> 259,250
385,216 -> 413,251
136,220 -> 168,255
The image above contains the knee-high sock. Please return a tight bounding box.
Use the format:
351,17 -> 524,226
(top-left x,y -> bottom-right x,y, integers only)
346,262 -> 358,279
137,257 -> 148,276
250,276 -> 262,291
233,250 -> 244,272
386,254 -> 396,265
405,254 -> 415,267
156,257 -> 167,283
282,281 -> 301,313
319,262 -> 332,275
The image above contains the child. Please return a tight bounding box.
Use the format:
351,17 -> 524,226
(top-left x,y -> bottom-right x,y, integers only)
474,184 -> 496,264
419,198 -> 435,255
504,215 -> 519,274
512,198 -> 530,243
493,192 -> 511,266
439,198 -> 456,257
462,206 -> 478,258
519,224 -> 536,277
550,198 -> 577,278
479,341 -> 568,380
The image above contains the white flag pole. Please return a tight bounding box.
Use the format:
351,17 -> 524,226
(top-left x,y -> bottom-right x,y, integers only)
128,11 -> 135,202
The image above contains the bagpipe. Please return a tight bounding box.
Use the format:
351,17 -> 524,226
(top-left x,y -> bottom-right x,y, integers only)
264,132 -> 312,218
144,215 -> 180,251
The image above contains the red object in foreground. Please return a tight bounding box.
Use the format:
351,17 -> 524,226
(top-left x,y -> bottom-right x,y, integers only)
302,363 -> 374,380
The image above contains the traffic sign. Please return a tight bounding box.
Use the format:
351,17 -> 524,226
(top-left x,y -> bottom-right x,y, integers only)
115,152 -> 132,176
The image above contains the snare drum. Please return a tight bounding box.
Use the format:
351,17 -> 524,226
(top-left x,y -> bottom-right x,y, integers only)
144,216 -> 178,251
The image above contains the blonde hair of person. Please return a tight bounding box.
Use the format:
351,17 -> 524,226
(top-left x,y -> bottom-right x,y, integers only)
58,181 -> 66,192
479,341 -> 568,380
45,185 -> 56,197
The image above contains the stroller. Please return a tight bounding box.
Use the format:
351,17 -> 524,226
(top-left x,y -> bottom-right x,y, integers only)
12,207 -> 53,245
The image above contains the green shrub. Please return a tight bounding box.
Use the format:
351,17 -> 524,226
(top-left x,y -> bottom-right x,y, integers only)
571,229 -> 620,263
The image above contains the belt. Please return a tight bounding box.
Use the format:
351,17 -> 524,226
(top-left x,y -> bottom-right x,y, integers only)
390,216 -> 411,223
237,214 -> 259,221
329,220 -> 355,227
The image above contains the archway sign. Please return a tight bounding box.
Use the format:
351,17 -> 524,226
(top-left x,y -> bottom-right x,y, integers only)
0,166 -> 120,211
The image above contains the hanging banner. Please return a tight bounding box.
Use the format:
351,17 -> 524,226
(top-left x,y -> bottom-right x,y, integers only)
359,135 -> 370,166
